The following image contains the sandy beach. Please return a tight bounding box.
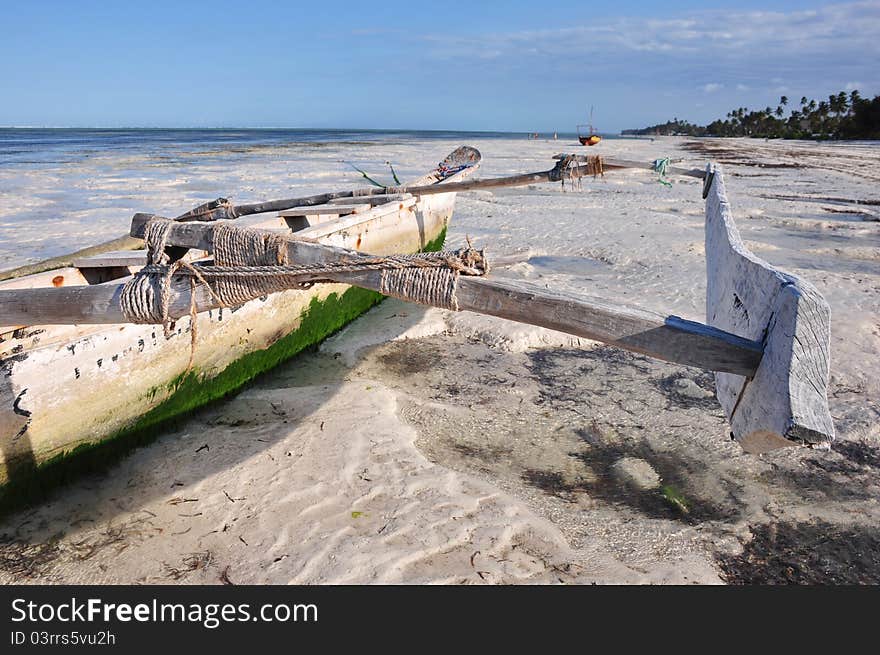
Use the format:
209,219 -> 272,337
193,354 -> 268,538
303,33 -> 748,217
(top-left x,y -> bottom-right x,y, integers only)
1,134 -> 879,584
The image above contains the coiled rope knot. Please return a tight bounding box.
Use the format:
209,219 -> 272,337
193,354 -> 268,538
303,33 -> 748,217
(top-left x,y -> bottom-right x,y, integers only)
120,218 -> 489,367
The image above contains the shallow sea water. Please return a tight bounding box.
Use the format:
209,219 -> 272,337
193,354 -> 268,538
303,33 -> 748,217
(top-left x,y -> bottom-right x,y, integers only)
0,127 -> 540,269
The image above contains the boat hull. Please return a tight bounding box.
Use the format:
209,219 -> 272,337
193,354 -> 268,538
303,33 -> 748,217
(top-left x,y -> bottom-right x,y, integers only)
0,188 -> 459,492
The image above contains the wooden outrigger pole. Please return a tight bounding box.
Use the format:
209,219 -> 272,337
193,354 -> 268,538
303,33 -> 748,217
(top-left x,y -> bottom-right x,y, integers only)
0,157 -> 834,453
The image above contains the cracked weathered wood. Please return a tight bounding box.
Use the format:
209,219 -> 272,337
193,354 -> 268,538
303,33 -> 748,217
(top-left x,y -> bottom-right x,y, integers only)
705,163 -> 834,452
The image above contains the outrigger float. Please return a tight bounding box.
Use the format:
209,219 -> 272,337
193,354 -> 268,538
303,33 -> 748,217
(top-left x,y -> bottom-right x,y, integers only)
0,147 -> 833,499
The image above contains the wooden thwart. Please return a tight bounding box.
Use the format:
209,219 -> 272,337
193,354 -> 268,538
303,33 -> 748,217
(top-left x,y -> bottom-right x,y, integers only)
0,235 -> 143,282
277,203 -> 373,217
72,250 -> 149,269
327,194 -> 410,205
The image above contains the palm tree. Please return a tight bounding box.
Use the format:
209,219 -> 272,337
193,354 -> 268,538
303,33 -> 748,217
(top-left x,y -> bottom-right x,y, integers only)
780,95 -> 789,107
816,101 -> 830,136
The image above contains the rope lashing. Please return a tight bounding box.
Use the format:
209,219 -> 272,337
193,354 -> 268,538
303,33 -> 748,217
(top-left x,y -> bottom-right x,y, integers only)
125,249 -> 488,314
652,158 -> 673,187
213,222 -> 289,266
120,219 -> 489,366
586,155 -> 604,178
550,155 -> 604,191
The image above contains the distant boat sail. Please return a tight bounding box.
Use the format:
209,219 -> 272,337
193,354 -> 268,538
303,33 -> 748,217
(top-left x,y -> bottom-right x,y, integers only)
577,106 -> 601,146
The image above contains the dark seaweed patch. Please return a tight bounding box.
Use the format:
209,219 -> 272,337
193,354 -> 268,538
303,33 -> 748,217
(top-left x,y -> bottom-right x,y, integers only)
717,521 -> 880,584
377,345 -> 441,376
450,441 -> 512,461
527,346 -> 653,413
653,371 -> 719,410
520,347 -> 740,524
763,441 -> 880,502
821,439 -> 880,472
521,440 -> 743,524
522,469 -> 575,496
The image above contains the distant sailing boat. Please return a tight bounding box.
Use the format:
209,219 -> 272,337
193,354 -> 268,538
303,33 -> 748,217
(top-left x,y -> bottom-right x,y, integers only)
577,106 -> 601,146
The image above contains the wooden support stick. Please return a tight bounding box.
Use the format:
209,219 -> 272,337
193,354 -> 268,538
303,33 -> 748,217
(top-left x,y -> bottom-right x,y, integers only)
0,218 -> 763,377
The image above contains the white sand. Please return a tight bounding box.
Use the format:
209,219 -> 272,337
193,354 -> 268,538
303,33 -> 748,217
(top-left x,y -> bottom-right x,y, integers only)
2,136 -> 879,584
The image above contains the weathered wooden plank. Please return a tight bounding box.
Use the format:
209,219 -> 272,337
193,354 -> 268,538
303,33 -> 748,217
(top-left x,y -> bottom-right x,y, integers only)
327,194 -> 410,205
0,267 -> 88,291
295,196 -> 419,241
0,235 -> 143,282
1,219 -> 763,376
705,163 -> 834,452
452,277 -> 762,375
72,250 -> 148,268
71,248 -> 209,270
277,203 -> 373,217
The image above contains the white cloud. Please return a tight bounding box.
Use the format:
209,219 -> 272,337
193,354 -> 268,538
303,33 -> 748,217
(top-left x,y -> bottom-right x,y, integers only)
845,81 -> 864,90
702,83 -> 724,93
736,84 -> 750,91
413,2 -> 880,68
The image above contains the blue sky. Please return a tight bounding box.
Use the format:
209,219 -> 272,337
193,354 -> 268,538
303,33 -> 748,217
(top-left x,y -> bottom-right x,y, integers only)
1,0 -> 877,132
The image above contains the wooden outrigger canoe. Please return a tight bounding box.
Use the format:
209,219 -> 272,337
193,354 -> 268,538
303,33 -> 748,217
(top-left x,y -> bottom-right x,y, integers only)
0,149 -> 835,504
0,148 -> 481,491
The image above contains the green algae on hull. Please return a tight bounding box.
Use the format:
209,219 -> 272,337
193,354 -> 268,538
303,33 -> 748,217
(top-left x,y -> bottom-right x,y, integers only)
0,226 -> 447,513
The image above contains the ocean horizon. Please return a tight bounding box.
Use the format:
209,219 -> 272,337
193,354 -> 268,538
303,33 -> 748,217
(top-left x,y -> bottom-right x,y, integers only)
0,127 -> 619,166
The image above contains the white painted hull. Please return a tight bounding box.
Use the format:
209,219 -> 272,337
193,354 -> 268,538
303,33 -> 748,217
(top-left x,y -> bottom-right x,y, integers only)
0,173 -> 469,488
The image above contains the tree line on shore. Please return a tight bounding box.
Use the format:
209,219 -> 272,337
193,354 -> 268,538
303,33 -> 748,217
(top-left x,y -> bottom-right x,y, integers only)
623,90 -> 880,139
